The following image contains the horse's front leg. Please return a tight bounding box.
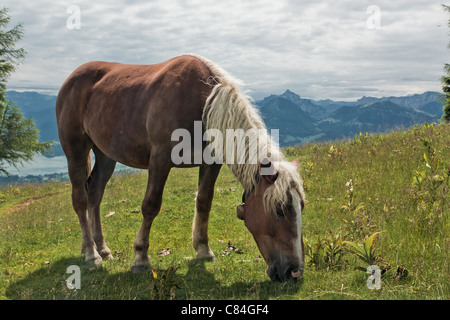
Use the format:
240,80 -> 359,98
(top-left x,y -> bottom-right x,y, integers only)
193,164 -> 222,260
131,158 -> 171,273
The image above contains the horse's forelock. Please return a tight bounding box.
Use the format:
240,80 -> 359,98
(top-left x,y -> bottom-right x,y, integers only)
263,161 -> 305,215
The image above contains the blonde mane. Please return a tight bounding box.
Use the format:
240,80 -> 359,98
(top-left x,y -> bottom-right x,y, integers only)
186,54 -> 305,213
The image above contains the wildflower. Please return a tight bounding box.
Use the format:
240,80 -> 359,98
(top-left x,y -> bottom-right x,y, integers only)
346,179 -> 354,193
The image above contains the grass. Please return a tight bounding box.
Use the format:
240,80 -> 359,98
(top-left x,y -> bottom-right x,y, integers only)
0,123 -> 448,300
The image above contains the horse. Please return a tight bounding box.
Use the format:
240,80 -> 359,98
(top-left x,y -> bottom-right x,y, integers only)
56,54 -> 306,282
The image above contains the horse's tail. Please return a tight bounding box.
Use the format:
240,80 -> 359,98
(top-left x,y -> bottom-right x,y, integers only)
86,151 -> 92,182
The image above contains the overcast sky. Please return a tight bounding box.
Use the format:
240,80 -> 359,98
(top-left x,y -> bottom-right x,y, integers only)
3,0 -> 449,100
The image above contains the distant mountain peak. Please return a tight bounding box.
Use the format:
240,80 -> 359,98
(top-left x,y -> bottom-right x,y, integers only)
258,89 -> 327,119
281,89 -> 301,100
282,89 -> 298,96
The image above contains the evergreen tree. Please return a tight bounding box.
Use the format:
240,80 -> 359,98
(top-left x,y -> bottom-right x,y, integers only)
443,65 -> 450,122
442,5 -> 450,122
0,8 -> 51,175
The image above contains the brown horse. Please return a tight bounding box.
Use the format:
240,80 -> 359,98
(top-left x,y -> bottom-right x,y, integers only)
56,54 -> 305,282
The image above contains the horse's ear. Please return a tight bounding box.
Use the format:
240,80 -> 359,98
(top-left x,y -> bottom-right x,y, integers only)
259,157 -> 278,184
292,158 -> 299,170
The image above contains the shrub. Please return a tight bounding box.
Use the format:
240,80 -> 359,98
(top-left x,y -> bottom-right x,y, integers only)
344,232 -> 391,274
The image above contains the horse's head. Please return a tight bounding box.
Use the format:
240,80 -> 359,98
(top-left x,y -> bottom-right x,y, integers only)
237,158 -> 305,282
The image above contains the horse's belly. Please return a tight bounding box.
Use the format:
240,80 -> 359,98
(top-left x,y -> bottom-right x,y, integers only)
87,127 -> 151,169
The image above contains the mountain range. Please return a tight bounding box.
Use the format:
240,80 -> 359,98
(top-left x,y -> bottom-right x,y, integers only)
256,90 -> 444,145
5,89 -> 445,152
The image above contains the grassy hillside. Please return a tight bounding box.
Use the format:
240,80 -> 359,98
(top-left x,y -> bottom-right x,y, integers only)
0,123 -> 448,300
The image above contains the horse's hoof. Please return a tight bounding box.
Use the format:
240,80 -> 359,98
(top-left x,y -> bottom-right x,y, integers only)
195,252 -> 216,262
85,254 -> 103,266
104,253 -> 114,260
98,248 -> 114,260
130,259 -> 152,273
130,264 -> 151,273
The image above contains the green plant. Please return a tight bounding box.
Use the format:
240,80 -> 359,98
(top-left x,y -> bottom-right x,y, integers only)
303,234 -> 325,269
321,230 -> 347,269
303,161 -> 314,178
351,132 -> 369,146
300,161 -> 314,192
0,185 -> 21,203
412,137 -> 449,233
303,230 -> 347,270
285,146 -> 295,156
150,264 -> 180,300
340,179 -> 375,238
344,232 -> 390,273
327,144 -> 338,158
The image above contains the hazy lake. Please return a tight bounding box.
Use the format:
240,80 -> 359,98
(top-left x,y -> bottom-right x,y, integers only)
4,155 -> 68,176
4,155 -> 137,176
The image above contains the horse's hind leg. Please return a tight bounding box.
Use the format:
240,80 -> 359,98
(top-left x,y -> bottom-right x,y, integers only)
193,164 -> 222,260
65,139 -> 102,264
87,146 -> 116,260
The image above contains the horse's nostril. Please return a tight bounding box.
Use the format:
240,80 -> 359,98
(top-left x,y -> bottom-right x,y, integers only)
291,269 -> 302,280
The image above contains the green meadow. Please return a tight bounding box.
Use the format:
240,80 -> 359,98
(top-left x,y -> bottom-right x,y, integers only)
0,123 -> 448,300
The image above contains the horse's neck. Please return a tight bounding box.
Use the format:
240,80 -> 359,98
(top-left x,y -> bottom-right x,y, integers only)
227,162 -> 259,194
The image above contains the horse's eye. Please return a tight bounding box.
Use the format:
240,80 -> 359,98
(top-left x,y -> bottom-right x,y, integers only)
276,202 -> 293,217
276,208 -> 284,216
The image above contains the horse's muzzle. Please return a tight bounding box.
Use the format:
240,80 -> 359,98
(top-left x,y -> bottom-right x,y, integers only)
266,262 -> 303,282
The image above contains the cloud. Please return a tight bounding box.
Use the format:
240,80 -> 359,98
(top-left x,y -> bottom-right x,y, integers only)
3,0 -> 448,100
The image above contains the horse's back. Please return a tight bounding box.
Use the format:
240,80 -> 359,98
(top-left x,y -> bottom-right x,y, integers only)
56,55 -> 215,168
